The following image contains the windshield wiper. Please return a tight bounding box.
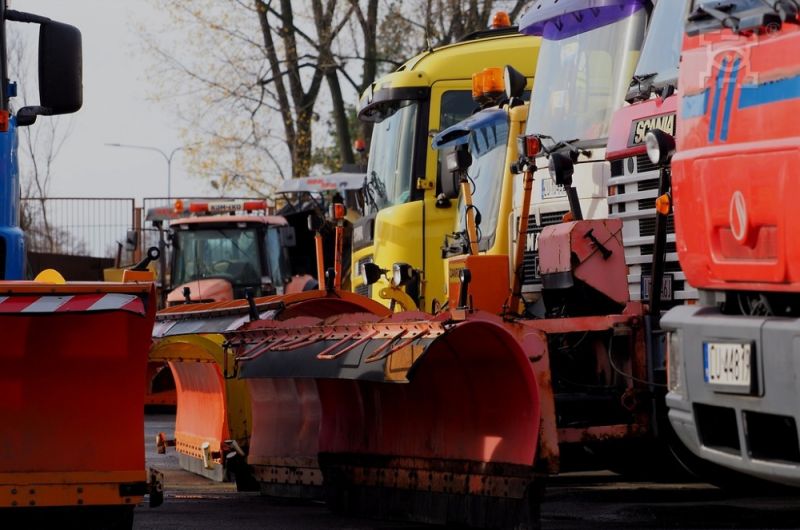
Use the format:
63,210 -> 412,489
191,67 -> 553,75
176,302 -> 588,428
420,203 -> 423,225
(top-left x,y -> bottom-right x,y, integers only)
631,72 -> 657,86
689,3 -> 741,33
533,135 -> 591,159
628,72 -> 676,102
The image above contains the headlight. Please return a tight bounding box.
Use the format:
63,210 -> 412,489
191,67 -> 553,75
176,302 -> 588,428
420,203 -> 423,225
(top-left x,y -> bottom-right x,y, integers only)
645,128 -> 676,166
667,330 -> 683,396
391,262 -> 415,287
360,262 -> 385,286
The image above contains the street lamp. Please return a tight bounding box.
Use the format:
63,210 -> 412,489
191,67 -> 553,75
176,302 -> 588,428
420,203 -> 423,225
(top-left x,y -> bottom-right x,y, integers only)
105,143 -> 193,199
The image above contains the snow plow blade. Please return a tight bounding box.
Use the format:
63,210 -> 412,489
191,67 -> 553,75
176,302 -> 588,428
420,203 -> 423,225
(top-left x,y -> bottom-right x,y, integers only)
227,308 -> 544,527
0,282 -> 156,524
151,290 -> 390,490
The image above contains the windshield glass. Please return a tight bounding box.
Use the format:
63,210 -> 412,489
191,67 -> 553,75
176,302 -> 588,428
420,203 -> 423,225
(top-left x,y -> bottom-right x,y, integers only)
172,227 -> 262,288
457,119 -> 508,250
364,100 -> 418,213
527,9 -> 646,144
631,0 -> 689,97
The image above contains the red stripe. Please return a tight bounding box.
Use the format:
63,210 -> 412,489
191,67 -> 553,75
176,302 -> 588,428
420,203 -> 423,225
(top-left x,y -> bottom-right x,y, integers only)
0,296 -> 39,312
56,294 -> 104,312
121,297 -> 146,315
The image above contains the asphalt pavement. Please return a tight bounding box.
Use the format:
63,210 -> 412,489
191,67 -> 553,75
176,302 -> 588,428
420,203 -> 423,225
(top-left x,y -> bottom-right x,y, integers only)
135,414 -> 800,529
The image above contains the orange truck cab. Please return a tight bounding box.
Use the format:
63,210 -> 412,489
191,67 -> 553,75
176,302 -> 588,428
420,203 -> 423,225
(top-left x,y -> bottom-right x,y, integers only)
664,0 -> 800,486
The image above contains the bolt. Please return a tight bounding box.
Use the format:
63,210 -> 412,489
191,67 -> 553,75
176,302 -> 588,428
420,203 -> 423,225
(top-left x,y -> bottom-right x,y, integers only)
29,500 -> 35,506
10,501 -> 17,507
10,488 -> 16,495
77,487 -> 83,494
77,499 -> 84,505
29,489 -> 35,495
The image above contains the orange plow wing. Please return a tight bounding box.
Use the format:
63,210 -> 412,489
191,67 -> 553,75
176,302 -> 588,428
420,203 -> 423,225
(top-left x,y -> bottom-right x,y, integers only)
227,309 -> 544,527
151,290 -> 390,491
0,282 -> 156,516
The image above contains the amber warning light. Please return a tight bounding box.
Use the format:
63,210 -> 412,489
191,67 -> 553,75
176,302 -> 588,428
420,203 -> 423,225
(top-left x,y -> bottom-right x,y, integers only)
186,200 -> 267,214
491,11 -> 511,29
472,67 -> 505,102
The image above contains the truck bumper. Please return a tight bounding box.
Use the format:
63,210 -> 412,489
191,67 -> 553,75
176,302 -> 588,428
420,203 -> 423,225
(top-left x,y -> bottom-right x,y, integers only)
664,304 -> 800,486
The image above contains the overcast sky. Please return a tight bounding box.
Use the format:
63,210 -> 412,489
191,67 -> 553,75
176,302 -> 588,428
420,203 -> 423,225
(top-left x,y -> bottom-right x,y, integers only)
17,1 -> 208,203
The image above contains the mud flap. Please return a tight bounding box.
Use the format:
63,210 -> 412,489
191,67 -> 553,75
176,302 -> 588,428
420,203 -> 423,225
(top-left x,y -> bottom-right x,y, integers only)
0,284 -> 156,512
230,311 -> 543,527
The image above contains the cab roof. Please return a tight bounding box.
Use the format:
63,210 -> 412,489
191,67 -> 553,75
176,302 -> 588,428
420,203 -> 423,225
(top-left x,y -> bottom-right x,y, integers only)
371,32 -> 538,91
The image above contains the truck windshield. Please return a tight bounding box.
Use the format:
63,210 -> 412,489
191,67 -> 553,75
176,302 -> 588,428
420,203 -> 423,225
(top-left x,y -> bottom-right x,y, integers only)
364,100 -> 419,213
629,0 -> 689,99
457,118 -> 508,249
526,9 -> 646,145
172,227 -> 262,288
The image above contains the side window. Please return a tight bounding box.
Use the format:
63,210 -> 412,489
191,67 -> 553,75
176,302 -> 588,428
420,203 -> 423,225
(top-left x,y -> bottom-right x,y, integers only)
439,91 -> 476,130
437,90 -> 477,186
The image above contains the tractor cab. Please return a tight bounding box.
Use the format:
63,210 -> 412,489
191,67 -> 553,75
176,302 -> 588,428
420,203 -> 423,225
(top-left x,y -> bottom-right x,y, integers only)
161,199 -> 297,304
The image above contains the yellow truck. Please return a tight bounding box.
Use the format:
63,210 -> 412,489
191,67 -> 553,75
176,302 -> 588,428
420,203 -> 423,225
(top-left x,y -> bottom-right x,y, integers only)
351,27 -> 539,311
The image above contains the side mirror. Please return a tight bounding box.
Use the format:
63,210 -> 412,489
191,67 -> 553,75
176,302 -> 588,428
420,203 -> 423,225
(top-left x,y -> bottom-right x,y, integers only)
17,19 -> 83,126
503,65 -> 526,100
438,147 -> 460,200
125,230 -> 139,252
279,225 -> 296,247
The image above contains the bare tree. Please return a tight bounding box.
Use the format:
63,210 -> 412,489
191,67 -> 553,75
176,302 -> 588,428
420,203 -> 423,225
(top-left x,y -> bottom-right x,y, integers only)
144,0 -> 531,189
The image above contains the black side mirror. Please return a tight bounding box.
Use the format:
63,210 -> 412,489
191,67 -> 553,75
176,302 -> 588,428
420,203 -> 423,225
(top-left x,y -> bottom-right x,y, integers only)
438,147 -> 460,200
125,230 -> 139,252
16,17 -> 82,126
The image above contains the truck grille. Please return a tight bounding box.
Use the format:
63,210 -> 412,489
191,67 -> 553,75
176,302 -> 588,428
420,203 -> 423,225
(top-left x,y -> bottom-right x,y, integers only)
521,211 -> 568,287
609,159 -> 696,305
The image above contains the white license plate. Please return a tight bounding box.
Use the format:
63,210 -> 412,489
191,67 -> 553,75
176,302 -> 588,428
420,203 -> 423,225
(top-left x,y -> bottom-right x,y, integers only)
541,178 -> 566,199
703,342 -> 752,388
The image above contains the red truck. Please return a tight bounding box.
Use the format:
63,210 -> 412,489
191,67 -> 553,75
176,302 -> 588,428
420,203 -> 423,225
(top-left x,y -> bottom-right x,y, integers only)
663,0 -> 800,486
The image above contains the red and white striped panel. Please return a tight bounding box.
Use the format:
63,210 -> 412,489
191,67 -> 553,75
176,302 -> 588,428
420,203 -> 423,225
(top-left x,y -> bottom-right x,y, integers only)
0,293 -> 146,315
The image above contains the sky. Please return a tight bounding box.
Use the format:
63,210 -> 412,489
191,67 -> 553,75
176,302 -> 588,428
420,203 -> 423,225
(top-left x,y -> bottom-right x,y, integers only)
16,1 -> 209,203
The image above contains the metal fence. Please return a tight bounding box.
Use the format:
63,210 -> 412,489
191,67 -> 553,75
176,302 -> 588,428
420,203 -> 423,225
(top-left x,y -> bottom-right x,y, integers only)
20,196 -> 269,261
21,197 -> 136,258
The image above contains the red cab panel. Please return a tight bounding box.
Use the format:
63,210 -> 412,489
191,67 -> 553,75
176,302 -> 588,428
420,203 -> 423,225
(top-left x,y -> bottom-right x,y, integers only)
673,25 -> 800,292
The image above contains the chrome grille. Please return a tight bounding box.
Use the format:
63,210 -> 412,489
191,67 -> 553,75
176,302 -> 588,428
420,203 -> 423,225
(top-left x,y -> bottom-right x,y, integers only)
609,154 -> 697,304
521,211 -> 568,286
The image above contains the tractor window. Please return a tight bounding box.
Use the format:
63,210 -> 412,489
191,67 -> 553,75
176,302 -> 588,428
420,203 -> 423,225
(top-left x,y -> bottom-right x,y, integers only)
265,227 -> 290,287
172,227 -> 262,289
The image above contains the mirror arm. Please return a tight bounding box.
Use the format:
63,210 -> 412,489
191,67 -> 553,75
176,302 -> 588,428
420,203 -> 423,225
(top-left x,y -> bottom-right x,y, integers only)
5,10 -> 52,25
16,105 -> 52,127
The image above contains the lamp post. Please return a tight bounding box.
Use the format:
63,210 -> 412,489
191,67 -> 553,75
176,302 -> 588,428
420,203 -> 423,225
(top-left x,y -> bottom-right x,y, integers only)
105,143 -> 191,199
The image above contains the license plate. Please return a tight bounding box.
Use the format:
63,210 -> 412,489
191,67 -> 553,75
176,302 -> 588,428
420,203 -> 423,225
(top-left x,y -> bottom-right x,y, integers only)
641,273 -> 673,301
703,342 -> 752,388
541,178 -> 566,199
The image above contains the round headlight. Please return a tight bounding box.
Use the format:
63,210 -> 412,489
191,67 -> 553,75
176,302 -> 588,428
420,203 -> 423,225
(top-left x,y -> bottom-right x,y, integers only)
645,128 -> 676,166
645,131 -> 661,166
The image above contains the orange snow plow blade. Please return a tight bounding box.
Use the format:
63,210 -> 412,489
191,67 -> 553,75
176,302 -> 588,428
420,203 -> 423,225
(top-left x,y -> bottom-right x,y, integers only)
0,282 -> 157,520
151,290 -> 390,489
226,306 -> 544,527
